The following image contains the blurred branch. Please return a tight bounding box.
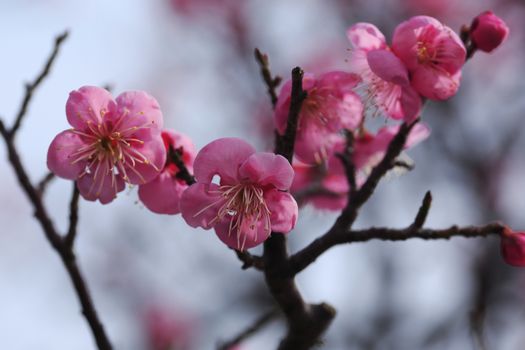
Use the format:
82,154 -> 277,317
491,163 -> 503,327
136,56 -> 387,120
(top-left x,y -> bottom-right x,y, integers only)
335,130 -> 357,197
36,172 -> 55,196
254,48 -> 282,108
235,250 -> 265,270
168,146 -> 196,185
0,32 -> 113,350
64,183 -> 80,249
410,191 -> 432,229
9,31 -> 69,138
217,309 -> 279,350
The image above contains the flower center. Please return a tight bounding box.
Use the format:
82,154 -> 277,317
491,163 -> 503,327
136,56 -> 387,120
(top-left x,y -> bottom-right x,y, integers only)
207,183 -> 272,250
416,42 -> 435,64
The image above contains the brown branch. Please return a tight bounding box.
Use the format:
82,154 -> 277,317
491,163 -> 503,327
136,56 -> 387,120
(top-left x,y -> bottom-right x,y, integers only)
64,183 -> 80,249
0,120 -> 112,350
289,120 -> 420,275
411,191 -> 432,229
9,31 -> 69,138
234,250 -> 265,270
254,48 -> 282,108
168,146 -> 196,185
335,130 -> 357,197
36,172 -> 55,196
0,31 -> 112,349
218,309 -> 279,350
274,67 -> 307,162
261,67 -> 336,350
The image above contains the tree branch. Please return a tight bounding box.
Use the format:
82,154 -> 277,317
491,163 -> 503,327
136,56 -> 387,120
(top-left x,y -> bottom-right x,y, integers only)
254,48 -> 282,108
410,191 -> 432,229
36,172 -> 56,196
218,309 -> 279,350
234,250 -> 265,270
289,120 -> 420,275
168,146 -> 196,185
64,183 -> 80,249
9,31 -> 69,138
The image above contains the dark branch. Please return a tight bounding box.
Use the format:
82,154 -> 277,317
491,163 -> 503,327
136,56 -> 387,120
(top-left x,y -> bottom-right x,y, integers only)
411,191 -> 432,229
168,146 -> 196,185
335,130 -> 357,196
64,183 -> 80,249
254,48 -> 282,108
234,250 -> 265,270
218,309 -> 279,350
36,172 -> 56,196
9,31 -> 69,138
274,67 -> 307,162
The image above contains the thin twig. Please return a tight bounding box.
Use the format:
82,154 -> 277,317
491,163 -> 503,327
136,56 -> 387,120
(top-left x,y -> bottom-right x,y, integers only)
335,130 -> 357,196
9,31 -> 69,138
218,309 -> 279,350
234,250 -> 265,270
254,48 -> 282,108
36,172 -> 56,196
411,191 -> 432,229
64,183 -> 80,249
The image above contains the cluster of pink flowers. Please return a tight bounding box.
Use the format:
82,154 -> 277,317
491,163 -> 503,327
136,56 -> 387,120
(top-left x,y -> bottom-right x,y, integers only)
47,11 -> 511,254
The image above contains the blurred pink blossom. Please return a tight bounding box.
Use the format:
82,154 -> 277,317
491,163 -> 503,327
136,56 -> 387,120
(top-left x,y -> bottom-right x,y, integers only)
275,71 -> 363,165
392,16 -> 466,100
139,130 -> 196,214
292,123 -> 430,210
47,86 -> 165,204
500,227 -> 525,267
346,23 -> 421,123
180,138 -> 298,250
143,305 -> 193,350
470,11 -> 509,53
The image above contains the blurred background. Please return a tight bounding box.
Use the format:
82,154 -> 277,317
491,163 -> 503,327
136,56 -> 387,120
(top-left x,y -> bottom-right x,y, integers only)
1,0 -> 524,349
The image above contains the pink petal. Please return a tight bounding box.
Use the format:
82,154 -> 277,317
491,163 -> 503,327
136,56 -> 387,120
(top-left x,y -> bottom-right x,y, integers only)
66,86 -> 116,131
213,216 -> 270,251
238,152 -> 294,190
366,49 -> 409,86
317,71 -> 361,94
346,23 -> 387,51
501,229 -> 525,267
47,130 -> 88,180
138,171 -> 188,215
124,133 -> 167,185
294,126 -> 342,165
400,85 -> 422,123
405,123 -> 431,147
76,170 -> 125,204
411,67 -> 461,100
180,183 -> 224,229
162,130 -> 196,169
392,16 -> 442,70
265,189 -> 298,233
114,91 -> 163,139
193,137 -> 255,185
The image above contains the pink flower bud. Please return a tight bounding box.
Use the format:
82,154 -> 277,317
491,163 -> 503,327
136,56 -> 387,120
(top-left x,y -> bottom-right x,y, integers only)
500,227 -> 525,267
470,11 -> 509,53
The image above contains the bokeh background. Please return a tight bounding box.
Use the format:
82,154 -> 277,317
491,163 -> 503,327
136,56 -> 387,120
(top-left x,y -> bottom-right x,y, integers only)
1,0 -> 524,349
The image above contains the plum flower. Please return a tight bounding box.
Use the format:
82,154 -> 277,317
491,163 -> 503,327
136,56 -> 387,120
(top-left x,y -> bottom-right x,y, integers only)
500,227 -> 525,267
346,23 -> 422,123
180,138 -> 298,251
47,86 -> 166,204
291,123 -> 430,210
470,11 -> 509,53
274,71 -> 363,165
138,130 -> 196,214
392,16 -> 466,100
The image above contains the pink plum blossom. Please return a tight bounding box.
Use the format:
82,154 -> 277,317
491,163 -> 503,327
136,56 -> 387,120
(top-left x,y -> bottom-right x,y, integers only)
274,71 -> 363,165
470,11 -> 509,53
47,86 -> 166,204
292,123 -> 430,210
346,23 -> 422,123
500,228 -> 525,267
180,138 -> 298,250
143,305 -> 193,350
392,16 -> 466,100
138,130 -> 196,214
